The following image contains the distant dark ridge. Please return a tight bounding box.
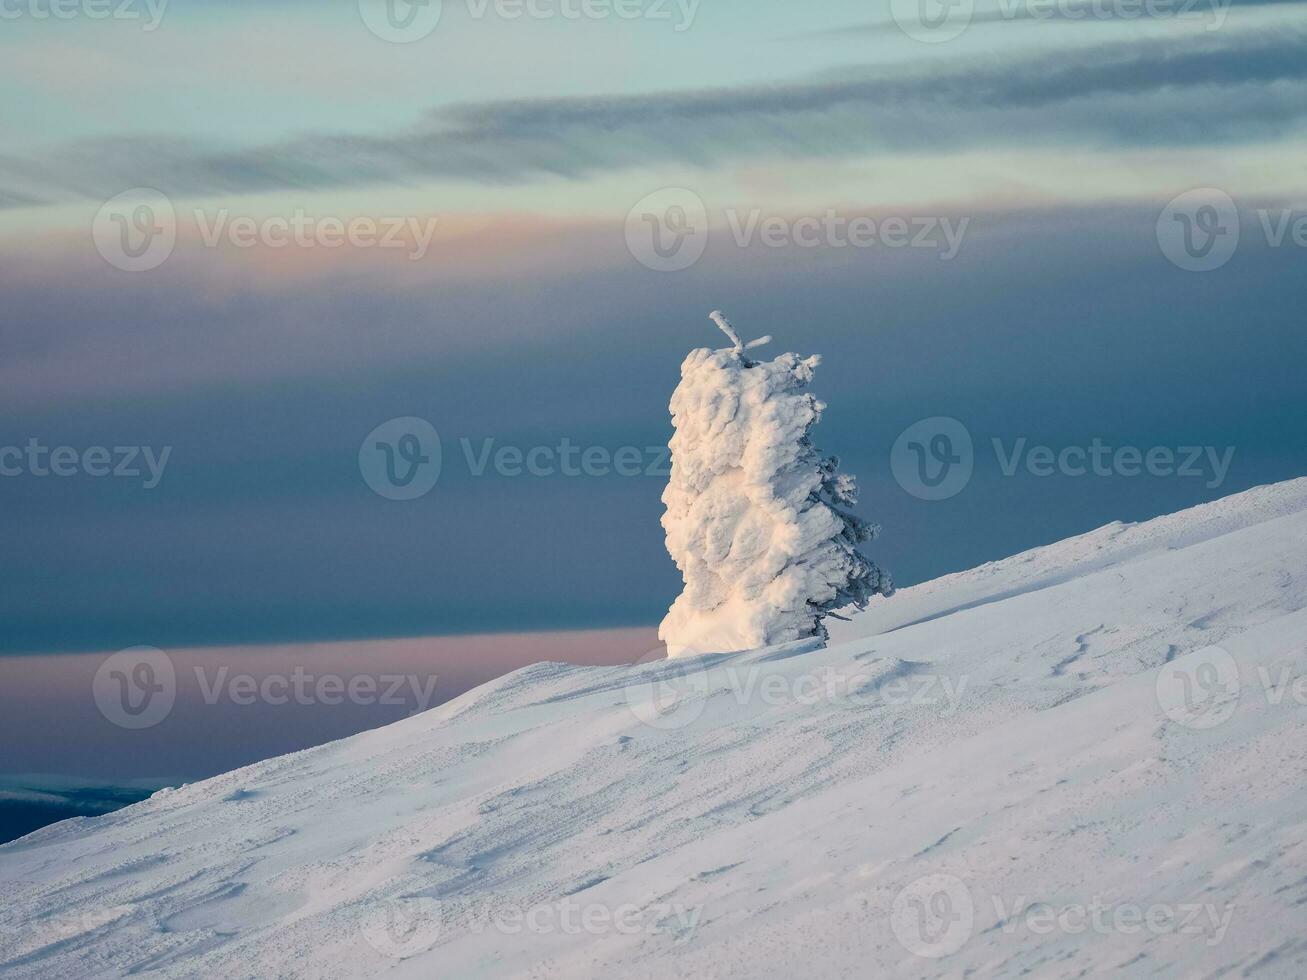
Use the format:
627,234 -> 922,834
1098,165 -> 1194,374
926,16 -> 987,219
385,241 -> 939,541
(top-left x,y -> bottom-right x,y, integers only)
0,786 -> 156,846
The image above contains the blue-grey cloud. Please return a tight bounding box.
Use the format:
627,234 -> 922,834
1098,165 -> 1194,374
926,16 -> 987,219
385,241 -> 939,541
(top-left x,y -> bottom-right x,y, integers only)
0,188 -> 48,209
2,29 -> 1305,206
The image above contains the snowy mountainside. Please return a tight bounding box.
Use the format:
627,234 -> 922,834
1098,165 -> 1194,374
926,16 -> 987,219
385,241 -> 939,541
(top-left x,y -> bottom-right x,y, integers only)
3,480 -> 1307,978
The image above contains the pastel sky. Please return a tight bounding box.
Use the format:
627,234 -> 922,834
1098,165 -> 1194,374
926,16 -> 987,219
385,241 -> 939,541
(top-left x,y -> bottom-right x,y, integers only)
2,0 -> 1306,783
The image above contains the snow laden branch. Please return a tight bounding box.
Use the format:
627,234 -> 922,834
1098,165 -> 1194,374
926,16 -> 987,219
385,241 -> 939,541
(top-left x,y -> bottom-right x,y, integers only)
659,312 -> 892,658
709,310 -> 771,358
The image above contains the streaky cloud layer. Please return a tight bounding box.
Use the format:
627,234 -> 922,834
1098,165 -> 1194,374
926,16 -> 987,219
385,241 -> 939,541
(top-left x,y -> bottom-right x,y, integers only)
3,28 -> 1306,207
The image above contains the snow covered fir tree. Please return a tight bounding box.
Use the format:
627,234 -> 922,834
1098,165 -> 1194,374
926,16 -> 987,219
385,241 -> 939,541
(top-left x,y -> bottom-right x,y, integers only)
659,312 -> 893,658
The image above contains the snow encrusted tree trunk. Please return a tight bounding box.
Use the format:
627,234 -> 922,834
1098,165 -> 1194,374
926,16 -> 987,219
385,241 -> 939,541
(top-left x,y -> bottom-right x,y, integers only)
660,312 -> 892,658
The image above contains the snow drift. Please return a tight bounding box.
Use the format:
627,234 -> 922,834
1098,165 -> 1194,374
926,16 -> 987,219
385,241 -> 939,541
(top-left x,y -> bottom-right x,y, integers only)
4,479 -> 1307,978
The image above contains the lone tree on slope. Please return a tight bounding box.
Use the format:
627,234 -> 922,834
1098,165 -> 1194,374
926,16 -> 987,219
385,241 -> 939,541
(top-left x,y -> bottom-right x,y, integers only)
659,311 -> 892,658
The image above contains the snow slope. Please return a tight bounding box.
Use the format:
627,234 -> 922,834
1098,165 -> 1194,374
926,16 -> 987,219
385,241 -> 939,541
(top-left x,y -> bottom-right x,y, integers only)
4,480 -> 1307,978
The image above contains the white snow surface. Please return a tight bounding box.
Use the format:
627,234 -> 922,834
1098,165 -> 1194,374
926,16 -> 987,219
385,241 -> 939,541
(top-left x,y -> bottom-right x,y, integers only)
5,479 -> 1307,978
